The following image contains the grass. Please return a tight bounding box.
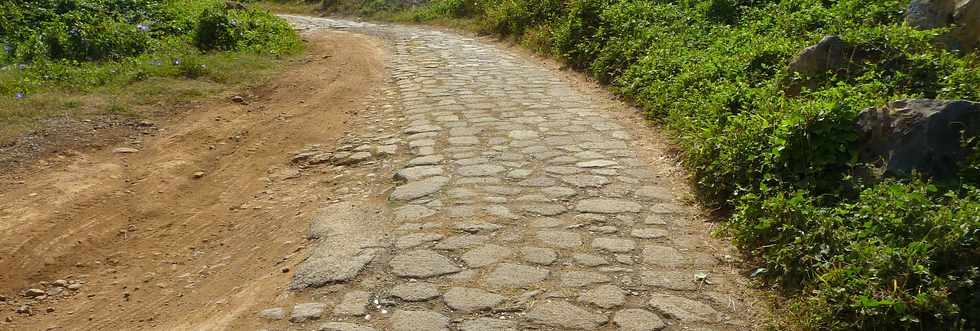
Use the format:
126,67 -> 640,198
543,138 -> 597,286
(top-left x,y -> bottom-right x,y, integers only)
251,0 -> 322,14
0,53 -> 284,142
0,0 -> 302,144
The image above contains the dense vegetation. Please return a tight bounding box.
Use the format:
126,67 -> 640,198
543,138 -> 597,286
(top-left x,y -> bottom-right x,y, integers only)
313,0 -> 980,329
0,0 -> 301,97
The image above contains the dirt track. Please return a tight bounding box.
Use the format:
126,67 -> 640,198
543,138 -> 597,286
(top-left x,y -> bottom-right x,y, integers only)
0,30 -> 386,330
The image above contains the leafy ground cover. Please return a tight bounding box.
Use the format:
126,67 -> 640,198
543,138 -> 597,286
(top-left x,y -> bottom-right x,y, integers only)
287,0 -> 980,329
0,0 -> 301,141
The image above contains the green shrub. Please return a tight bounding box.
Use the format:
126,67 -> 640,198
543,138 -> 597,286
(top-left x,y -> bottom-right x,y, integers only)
1,0 -> 301,96
732,182 -> 979,329
194,6 -> 300,55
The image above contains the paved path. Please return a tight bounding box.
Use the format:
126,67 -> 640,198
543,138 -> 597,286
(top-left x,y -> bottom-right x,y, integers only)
278,15 -> 761,331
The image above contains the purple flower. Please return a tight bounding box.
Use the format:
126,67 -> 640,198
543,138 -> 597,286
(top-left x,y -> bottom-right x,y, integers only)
3,44 -> 11,53
137,24 -> 150,32
15,92 -> 24,99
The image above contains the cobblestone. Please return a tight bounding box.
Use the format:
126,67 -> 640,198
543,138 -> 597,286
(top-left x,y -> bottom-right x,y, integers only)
282,15 -> 758,330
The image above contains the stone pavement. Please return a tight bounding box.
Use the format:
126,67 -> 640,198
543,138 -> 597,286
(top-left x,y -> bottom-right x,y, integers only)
276,15 -> 762,331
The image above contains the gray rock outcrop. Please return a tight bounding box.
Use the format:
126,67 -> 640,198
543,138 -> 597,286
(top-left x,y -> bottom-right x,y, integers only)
907,0 -> 980,51
856,99 -> 980,180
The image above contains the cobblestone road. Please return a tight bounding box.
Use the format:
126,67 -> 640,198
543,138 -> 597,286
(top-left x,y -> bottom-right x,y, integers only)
277,15 -> 763,331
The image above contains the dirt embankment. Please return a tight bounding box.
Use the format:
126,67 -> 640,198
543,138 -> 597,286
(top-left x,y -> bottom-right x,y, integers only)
0,30 -> 386,330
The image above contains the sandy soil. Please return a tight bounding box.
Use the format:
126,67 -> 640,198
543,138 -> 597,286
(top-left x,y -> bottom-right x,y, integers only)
0,30 -> 386,331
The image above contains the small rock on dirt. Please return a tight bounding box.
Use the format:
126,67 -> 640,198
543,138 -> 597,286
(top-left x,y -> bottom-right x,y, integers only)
24,289 -> 45,297
258,307 -> 286,320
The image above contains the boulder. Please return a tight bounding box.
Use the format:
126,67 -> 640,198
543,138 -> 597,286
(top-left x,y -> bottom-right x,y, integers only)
906,0 -> 980,51
224,1 -> 246,10
787,35 -> 854,77
855,99 -> 980,181
952,0 -> 980,50
784,35 -> 864,95
906,0 -> 956,29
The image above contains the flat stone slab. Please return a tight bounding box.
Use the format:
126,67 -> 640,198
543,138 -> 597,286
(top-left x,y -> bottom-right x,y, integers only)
443,287 -> 506,313
290,302 -> 327,323
453,222 -> 504,233
483,263 -> 550,289
634,186 -> 673,201
391,176 -> 450,201
388,310 -> 450,331
404,125 -> 441,134
457,164 -> 506,177
639,271 -> 699,291
631,228 -> 668,239
592,237 -> 636,253
561,174 -> 610,187
526,300 -> 608,329
316,322 -> 375,331
522,247 -> 558,265
395,166 -> 444,181
560,271 -> 611,287
536,231 -> 583,248
642,245 -> 687,267
647,294 -> 721,322
258,307 -> 285,320
318,322 -> 377,331
541,186 -> 577,198
612,309 -> 666,331
578,284 -> 626,309
434,234 -> 489,250
576,160 -> 617,168
576,198 -> 642,213
461,244 -> 514,268
289,248 -> 379,290
459,318 -> 518,331
333,291 -> 370,316
572,253 -> 608,267
390,250 -> 461,278
389,282 -> 441,302
517,203 -> 567,216
544,166 -> 585,175
407,155 -> 445,166
394,205 -> 437,222
396,233 -> 445,249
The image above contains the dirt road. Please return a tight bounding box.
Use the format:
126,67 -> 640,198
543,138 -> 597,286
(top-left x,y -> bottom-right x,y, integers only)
1,16 -> 767,330
0,29 -> 387,330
